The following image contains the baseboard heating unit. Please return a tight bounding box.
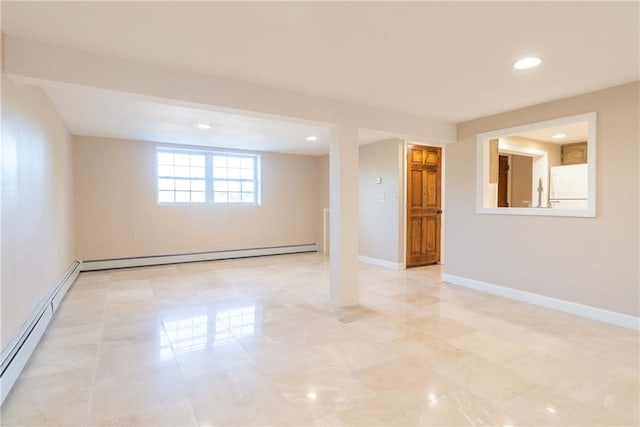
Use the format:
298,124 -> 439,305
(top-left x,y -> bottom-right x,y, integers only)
0,261 -> 81,405
80,243 -> 318,271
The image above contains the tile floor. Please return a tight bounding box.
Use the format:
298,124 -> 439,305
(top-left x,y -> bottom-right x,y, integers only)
1,253 -> 638,426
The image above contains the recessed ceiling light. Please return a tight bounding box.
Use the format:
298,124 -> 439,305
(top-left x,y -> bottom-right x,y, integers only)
513,57 -> 542,70
197,123 -> 212,129
551,133 -> 567,139
306,135 -> 318,142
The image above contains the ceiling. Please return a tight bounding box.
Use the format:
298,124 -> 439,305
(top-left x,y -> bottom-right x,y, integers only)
2,1 -> 638,154
514,122 -> 588,145
41,83 -> 333,156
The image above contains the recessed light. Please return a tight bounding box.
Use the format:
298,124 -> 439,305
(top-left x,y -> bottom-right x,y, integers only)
551,133 -> 567,139
197,123 -> 212,129
513,57 -> 542,70
305,135 -> 318,142
306,391 -> 317,401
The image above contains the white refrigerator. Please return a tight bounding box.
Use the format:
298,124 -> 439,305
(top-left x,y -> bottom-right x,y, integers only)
549,164 -> 588,209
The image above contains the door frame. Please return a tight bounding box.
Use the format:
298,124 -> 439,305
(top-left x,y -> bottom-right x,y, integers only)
402,141 -> 446,267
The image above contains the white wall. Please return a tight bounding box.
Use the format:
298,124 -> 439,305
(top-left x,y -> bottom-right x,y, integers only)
358,139 -> 404,264
1,77 -> 75,350
73,136 -> 323,260
445,81 -> 639,317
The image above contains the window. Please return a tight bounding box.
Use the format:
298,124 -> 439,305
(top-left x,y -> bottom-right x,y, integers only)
212,155 -> 257,204
157,152 -> 206,203
156,149 -> 260,205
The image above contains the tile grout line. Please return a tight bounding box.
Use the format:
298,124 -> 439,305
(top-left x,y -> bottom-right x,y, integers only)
83,278 -> 109,427
157,272 -> 206,426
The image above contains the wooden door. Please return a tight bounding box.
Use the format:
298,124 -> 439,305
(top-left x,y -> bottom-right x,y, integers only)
406,145 -> 441,267
498,155 -> 509,207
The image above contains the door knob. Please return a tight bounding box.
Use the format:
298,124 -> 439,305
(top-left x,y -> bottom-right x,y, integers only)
437,209 -> 443,214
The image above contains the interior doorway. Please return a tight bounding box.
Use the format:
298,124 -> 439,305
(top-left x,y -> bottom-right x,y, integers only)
406,144 -> 442,267
498,154 -> 510,207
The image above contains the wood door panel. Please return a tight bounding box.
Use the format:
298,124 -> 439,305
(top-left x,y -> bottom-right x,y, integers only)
407,145 -> 441,267
410,171 -> 423,206
408,215 -> 439,264
424,217 -> 436,252
426,151 -> 438,164
426,172 -> 437,207
410,218 -> 422,253
410,149 -> 424,164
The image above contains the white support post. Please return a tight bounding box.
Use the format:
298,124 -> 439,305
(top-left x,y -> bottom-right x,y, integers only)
329,124 -> 359,306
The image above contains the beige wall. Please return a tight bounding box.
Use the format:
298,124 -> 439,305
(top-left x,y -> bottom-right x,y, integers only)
73,136 -> 322,260
358,139 -> 404,264
316,155 -> 329,253
446,81 -> 639,316
510,154 -> 533,207
1,77 -> 75,350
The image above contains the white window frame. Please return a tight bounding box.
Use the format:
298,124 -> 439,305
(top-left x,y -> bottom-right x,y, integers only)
156,147 -> 261,206
211,153 -> 261,205
156,150 -> 208,205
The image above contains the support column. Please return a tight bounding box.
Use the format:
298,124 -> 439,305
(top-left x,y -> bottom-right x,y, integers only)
329,124 -> 359,307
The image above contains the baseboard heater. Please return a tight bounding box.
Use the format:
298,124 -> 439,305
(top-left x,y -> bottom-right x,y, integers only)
0,261 -> 81,406
80,243 -> 319,271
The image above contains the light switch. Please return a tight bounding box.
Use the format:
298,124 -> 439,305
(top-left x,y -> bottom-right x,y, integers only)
375,177 -> 382,184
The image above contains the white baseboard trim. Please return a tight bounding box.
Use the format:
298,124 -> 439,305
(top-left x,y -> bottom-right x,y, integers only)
359,255 -> 405,270
441,273 -> 640,331
80,244 -> 318,271
0,261 -> 81,405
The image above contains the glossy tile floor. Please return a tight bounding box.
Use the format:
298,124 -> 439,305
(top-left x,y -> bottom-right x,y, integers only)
1,253 -> 638,426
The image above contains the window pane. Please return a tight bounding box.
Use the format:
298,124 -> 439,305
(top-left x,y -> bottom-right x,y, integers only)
213,168 -> 227,179
228,157 -> 241,168
191,192 -> 206,203
190,155 -> 205,167
241,169 -> 254,179
241,192 -> 255,203
191,180 -> 205,192
228,168 -> 241,179
228,181 -> 241,192
214,192 -> 228,203
158,178 -> 174,190
213,156 -> 227,167
175,179 -> 190,191
228,192 -> 242,203
241,158 -> 253,169
158,165 -> 174,177
175,191 -> 190,202
175,166 -> 190,178
214,181 -> 228,191
157,152 -> 174,165
190,166 -> 205,178
175,154 -> 190,166
158,191 -> 174,203
241,182 -> 254,193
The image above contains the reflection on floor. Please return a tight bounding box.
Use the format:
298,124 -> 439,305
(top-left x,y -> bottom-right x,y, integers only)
1,253 -> 638,426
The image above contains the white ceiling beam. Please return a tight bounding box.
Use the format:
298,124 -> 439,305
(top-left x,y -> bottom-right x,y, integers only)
3,36 -> 456,144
